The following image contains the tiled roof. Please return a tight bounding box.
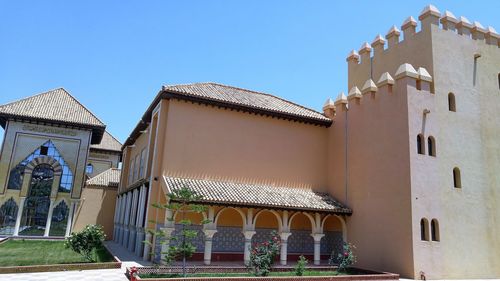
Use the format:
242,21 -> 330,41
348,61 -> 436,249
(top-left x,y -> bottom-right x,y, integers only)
86,168 -> 121,187
163,83 -> 331,124
90,131 -> 122,152
164,176 -> 352,214
0,88 -> 106,143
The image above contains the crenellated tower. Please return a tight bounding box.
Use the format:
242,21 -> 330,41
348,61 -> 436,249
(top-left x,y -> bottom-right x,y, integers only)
325,4 -> 500,279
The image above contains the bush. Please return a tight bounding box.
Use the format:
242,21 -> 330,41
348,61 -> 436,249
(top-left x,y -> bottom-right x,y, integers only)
65,224 -> 106,262
294,255 -> 308,276
329,242 -> 356,272
248,231 -> 280,276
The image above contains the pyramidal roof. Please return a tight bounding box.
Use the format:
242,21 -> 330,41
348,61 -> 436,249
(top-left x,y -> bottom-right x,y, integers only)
0,88 -> 106,143
90,131 -> 122,152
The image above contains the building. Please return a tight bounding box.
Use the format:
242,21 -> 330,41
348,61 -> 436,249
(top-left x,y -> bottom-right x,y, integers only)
113,5 -> 500,279
0,88 -> 121,239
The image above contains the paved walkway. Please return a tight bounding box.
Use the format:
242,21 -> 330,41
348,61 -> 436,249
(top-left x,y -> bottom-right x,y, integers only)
0,241 -> 149,281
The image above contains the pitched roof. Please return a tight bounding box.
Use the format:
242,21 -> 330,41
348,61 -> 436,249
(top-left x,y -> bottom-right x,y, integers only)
164,176 -> 352,214
90,131 -> 122,153
164,83 -> 331,124
0,88 -> 106,143
123,82 -> 332,147
86,168 -> 121,187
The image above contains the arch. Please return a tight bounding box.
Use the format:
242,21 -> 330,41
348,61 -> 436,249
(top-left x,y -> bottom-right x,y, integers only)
253,209 -> 282,231
288,211 -> 316,232
25,156 -> 62,175
172,209 -> 207,225
0,198 -> 18,235
448,93 -> 456,112
417,134 -> 425,155
427,136 -> 436,157
214,207 -> 246,227
431,219 -> 440,242
321,214 -> 347,241
453,167 -> 462,188
420,218 -> 429,241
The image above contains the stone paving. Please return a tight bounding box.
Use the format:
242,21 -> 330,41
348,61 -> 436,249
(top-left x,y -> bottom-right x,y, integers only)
0,241 -> 149,281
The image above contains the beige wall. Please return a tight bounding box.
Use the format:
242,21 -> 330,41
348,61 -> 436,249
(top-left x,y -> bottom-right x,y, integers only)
160,99 -> 329,191
73,185 -> 117,240
87,151 -> 120,178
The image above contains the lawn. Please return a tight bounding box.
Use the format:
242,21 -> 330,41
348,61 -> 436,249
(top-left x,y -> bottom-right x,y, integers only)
0,239 -> 114,266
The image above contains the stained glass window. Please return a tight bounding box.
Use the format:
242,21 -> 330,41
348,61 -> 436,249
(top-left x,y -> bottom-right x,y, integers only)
7,140 -> 74,193
0,198 -> 18,235
49,201 -> 69,237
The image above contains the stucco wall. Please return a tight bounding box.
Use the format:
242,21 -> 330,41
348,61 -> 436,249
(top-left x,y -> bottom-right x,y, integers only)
73,185 -> 117,240
160,99 -> 329,191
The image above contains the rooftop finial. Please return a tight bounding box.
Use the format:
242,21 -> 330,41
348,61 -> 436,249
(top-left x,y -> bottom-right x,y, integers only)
402,16 -> 418,39
441,11 -> 459,31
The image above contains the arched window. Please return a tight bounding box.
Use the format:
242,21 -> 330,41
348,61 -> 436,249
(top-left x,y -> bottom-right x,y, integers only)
420,218 -> 429,241
85,164 -> 93,175
49,201 -> 69,237
417,134 -> 425,155
20,164 -> 54,236
428,136 -> 436,157
431,219 -> 440,241
7,140 -> 73,193
453,167 -> 462,188
0,198 -> 18,235
448,93 -> 456,112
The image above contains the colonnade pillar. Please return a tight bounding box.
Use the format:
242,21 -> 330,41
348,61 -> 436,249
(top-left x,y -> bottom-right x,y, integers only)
203,229 -> 217,265
311,233 -> 325,265
43,199 -> 56,237
13,197 -> 26,236
65,201 -> 77,237
279,232 -> 292,265
243,230 -> 256,265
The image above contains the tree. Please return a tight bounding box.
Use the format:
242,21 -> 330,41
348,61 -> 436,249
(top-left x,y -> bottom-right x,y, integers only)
147,186 -> 210,277
65,224 -> 106,262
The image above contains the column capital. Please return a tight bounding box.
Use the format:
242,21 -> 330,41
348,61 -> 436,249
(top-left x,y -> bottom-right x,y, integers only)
311,233 -> 325,242
279,231 -> 292,241
203,229 -> 218,239
243,230 -> 256,240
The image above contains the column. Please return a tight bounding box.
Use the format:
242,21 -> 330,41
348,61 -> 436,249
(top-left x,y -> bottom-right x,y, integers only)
113,195 -> 120,242
65,201 -> 77,237
279,232 -> 292,265
311,233 -> 325,265
43,199 -> 56,237
122,193 -> 132,246
203,229 -> 217,265
159,227 -> 175,264
243,230 -> 256,265
13,197 -> 26,236
135,186 -> 147,256
119,194 -> 126,245
143,231 -> 152,261
128,189 -> 139,251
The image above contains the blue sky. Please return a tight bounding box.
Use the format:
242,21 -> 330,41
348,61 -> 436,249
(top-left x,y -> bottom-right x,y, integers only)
1,1 -> 499,145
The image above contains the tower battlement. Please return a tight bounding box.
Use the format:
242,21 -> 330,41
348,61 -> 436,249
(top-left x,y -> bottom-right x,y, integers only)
346,5 -> 500,89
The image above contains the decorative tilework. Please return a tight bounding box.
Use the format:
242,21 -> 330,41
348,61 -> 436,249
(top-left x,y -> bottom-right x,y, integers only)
288,229 -> 314,253
212,226 -> 245,252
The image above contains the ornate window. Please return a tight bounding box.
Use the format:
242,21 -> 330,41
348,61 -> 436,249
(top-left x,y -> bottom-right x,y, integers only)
431,219 -> 440,241
428,136 -> 436,157
417,134 -> 425,155
420,218 -> 429,241
448,93 -> 456,112
7,140 -> 73,192
49,201 -> 69,237
0,198 -> 18,235
20,164 -> 54,236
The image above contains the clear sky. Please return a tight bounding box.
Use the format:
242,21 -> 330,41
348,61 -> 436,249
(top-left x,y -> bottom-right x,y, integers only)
1,0 -> 499,145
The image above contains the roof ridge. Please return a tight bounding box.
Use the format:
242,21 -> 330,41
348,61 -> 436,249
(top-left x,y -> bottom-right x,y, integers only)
0,87 -> 65,108
60,89 -> 106,127
206,82 -> 326,116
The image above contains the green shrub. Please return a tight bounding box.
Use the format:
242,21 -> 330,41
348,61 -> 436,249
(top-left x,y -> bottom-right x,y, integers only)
294,255 -> 308,276
248,231 -> 280,276
65,224 -> 106,262
329,242 -> 357,272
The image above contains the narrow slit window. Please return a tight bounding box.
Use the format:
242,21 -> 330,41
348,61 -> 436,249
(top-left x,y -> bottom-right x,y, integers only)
453,167 -> 462,188
448,93 -> 456,112
420,218 -> 429,241
431,219 -> 440,241
428,136 -> 436,157
417,134 -> 425,155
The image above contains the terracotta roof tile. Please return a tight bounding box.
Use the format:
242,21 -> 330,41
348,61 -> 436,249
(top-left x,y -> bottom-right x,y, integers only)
163,83 -> 331,124
90,131 -> 122,152
164,176 -> 351,214
86,168 -> 121,187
